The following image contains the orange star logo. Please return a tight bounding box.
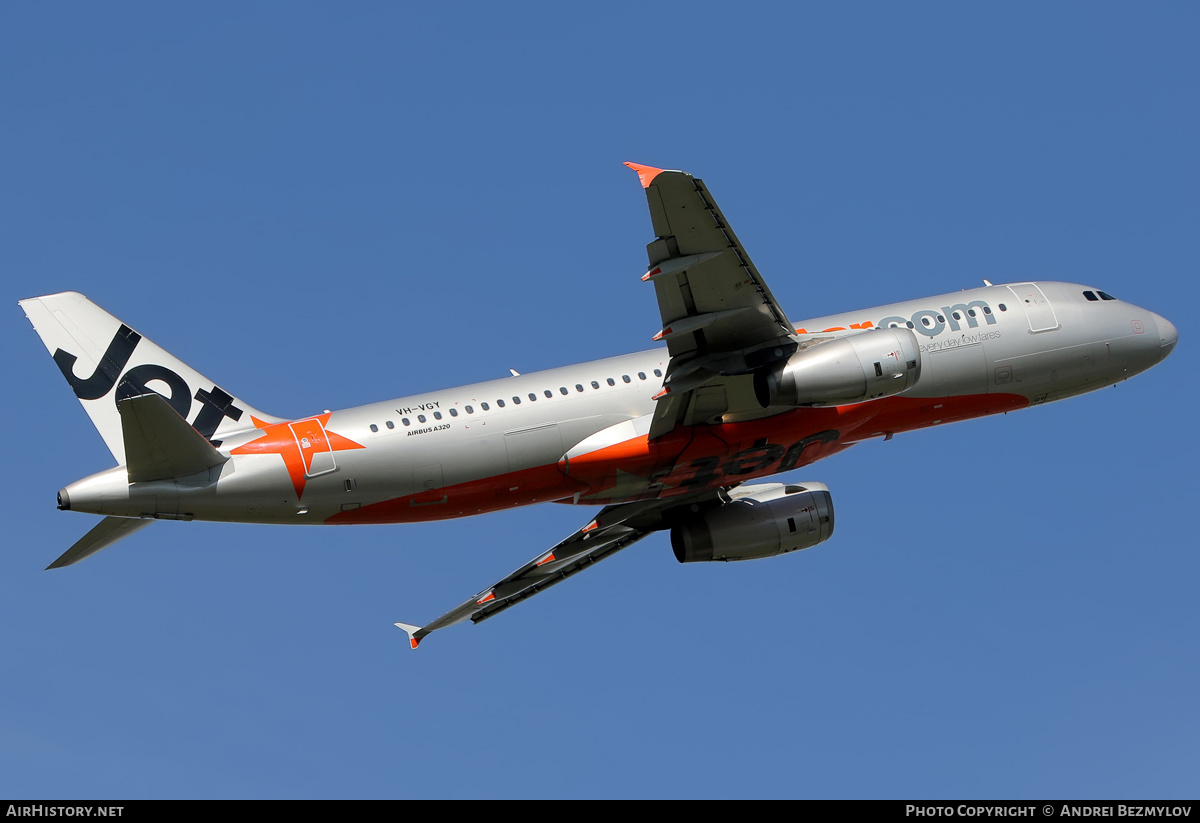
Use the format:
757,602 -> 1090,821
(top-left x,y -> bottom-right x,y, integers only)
232,413 -> 365,499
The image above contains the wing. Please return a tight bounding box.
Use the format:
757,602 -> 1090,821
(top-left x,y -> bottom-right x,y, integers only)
625,163 -> 800,438
396,514 -> 648,649
395,492 -> 724,648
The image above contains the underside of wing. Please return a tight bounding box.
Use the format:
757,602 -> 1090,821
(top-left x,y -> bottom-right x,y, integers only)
396,515 -> 658,648
395,491 -> 726,648
630,163 -> 794,356
625,164 -> 802,438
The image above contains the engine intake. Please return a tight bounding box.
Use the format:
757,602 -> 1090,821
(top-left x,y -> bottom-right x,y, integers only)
755,327 -> 922,408
671,483 -> 835,563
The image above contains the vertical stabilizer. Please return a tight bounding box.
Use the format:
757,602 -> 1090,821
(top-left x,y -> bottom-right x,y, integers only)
19,292 -> 281,464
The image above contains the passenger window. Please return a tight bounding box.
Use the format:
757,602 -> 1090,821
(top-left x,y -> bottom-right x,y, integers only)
449,408 -> 458,417
575,384 -> 584,392
559,387 -> 568,395
654,369 -> 662,377
544,390 -> 552,398
403,418 -> 410,426
638,372 -> 646,380
466,405 -> 474,414
434,411 -> 442,419
591,381 -> 600,389
418,414 -> 426,423
386,420 -> 395,429
370,424 -> 378,432
511,396 -> 520,404
481,402 -> 489,411
497,399 -> 505,407
622,375 -> 631,383
606,378 -> 615,386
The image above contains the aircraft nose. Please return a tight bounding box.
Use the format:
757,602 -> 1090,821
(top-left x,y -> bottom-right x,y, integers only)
1154,313 -> 1178,360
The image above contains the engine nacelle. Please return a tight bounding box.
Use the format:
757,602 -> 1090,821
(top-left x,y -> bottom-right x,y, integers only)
671,483 -> 835,563
755,327 -> 922,408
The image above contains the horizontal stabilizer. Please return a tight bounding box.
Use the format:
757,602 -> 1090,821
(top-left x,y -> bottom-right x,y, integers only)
119,393 -> 228,482
47,516 -> 153,569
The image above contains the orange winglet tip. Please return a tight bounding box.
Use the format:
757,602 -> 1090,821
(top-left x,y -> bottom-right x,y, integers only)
536,552 -> 557,567
477,592 -> 496,605
652,327 -> 670,342
394,622 -> 423,650
624,161 -> 665,189
641,266 -> 662,282
582,520 -> 599,533
651,387 -> 671,400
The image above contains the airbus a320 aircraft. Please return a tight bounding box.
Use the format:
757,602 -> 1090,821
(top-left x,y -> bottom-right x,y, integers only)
21,163 -> 1178,648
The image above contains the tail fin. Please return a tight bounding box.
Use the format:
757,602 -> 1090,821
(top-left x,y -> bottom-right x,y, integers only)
19,292 -> 281,464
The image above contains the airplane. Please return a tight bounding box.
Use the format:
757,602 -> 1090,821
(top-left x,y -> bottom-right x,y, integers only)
19,162 -> 1178,649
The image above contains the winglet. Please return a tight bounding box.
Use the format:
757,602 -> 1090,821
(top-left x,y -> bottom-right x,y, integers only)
623,161 -> 665,189
394,622 -> 424,650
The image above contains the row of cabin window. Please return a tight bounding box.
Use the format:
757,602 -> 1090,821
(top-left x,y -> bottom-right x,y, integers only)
367,368 -> 665,432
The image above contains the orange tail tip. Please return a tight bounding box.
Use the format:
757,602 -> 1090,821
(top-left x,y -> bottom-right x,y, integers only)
623,161 -> 666,188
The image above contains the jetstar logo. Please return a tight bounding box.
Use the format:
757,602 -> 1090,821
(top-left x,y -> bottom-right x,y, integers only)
53,323 -> 244,446
232,414 -> 365,499
797,300 -> 998,339
673,430 -> 841,489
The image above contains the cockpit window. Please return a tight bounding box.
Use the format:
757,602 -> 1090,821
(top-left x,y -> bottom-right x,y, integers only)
1083,291 -> 1099,301
1098,291 -> 1116,301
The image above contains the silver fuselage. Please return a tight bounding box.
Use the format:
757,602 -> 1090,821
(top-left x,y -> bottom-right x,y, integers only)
60,281 -> 1176,525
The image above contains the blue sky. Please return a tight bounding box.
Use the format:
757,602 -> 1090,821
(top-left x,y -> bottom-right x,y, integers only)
2,2 -> 1196,799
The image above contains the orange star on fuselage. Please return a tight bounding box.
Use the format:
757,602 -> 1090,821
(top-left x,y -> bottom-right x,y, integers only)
231,413 -> 365,499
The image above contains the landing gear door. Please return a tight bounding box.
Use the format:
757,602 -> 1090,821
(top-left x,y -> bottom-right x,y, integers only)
1007,283 -> 1060,333
289,418 -> 338,477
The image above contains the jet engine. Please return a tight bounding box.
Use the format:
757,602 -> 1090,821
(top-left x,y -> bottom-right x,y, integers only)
670,483 -> 835,563
754,327 -> 922,408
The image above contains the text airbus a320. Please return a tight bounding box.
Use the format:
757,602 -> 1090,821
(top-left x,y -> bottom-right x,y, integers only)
20,163 -> 1178,647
